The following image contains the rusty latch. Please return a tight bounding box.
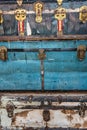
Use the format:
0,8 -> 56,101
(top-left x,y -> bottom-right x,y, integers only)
38,49 -> 46,60
43,110 -> 50,122
78,102 -> 86,117
77,45 -> 86,60
0,46 -> 7,61
6,101 -> 15,118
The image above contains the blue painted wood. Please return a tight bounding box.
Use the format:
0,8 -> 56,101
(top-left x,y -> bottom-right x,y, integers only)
0,40 -> 87,90
44,72 -> 87,90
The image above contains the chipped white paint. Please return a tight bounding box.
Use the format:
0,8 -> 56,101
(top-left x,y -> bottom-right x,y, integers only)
1,93 -> 87,128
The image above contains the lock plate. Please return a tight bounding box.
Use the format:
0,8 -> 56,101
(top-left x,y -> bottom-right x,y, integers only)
38,49 -> 46,60
34,1 -> 44,23
55,7 -> 66,20
79,6 -> 87,23
0,46 -> 7,61
15,9 -> 26,21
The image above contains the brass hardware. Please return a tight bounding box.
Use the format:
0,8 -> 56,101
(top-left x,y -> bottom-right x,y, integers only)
6,101 -> 15,118
79,6 -> 87,23
0,10 -> 3,24
43,110 -> 50,122
15,9 -> 26,35
77,45 -> 86,60
15,9 -> 26,21
57,0 -> 63,6
78,102 -> 86,117
38,49 -> 46,60
34,1 -> 44,23
17,0 -> 23,6
0,46 -> 7,61
55,7 -> 66,21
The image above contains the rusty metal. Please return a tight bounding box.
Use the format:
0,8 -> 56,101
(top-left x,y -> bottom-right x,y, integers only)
38,49 -> 46,91
79,6 -> 87,23
38,49 -> 46,60
43,110 -> 50,122
77,45 -> 86,60
1,35 -> 87,41
6,101 -> 15,118
0,46 -> 7,61
78,102 -> 86,117
3,95 -> 87,103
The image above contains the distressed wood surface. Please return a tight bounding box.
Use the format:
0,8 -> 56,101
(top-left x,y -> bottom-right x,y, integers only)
0,40 -> 87,90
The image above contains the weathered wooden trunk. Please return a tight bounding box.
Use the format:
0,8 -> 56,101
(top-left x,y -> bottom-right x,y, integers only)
0,0 -> 87,129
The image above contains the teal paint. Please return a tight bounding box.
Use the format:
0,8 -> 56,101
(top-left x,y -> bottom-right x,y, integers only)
0,40 -> 87,90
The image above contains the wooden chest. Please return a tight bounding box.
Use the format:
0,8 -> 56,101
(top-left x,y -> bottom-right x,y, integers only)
0,0 -> 87,129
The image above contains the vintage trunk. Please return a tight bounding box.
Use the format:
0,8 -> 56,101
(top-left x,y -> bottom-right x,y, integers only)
0,0 -> 87,129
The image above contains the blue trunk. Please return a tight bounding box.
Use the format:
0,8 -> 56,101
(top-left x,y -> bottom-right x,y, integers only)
0,40 -> 87,90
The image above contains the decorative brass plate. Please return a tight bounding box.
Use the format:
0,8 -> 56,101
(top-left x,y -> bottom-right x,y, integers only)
0,10 -> 3,24
15,9 -> 26,21
55,7 -> 66,20
0,46 -> 7,61
79,6 -> 87,23
34,1 -> 44,23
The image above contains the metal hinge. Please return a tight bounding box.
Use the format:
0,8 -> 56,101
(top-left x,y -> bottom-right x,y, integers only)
0,46 -> 7,61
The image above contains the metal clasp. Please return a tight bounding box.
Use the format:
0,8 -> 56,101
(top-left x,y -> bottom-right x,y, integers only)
0,10 -> 3,24
34,1 -> 44,23
38,49 -> 46,60
78,102 -> 86,117
79,6 -> 87,23
6,101 -> 15,118
77,45 -> 86,60
0,46 -> 7,61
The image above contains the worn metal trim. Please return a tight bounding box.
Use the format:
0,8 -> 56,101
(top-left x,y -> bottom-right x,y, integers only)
0,35 -> 87,41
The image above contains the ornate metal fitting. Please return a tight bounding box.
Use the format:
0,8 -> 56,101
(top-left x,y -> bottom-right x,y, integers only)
0,46 -> 7,61
79,6 -> 87,23
78,102 -> 86,117
34,1 -> 44,23
77,45 -> 86,60
55,7 -> 66,20
43,110 -> 50,122
0,10 -> 3,24
6,101 -> 15,118
17,0 -> 23,6
15,9 -> 26,21
57,0 -> 63,6
38,49 -> 46,60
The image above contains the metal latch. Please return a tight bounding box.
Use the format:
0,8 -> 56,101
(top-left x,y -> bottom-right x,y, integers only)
0,46 -> 7,61
6,101 -> 15,118
34,1 -> 44,23
79,6 -> 87,23
0,10 -> 3,24
15,9 -> 26,35
77,45 -> 86,60
78,102 -> 86,117
38,49 -> 46,60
